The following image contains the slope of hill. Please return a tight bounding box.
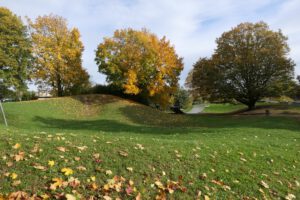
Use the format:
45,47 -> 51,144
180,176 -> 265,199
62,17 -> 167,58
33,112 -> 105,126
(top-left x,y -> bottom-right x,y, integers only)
0,94 -> 299,199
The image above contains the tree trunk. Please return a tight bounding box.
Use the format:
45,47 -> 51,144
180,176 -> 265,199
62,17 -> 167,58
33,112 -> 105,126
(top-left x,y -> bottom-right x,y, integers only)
247,101 -> 256,110
56,74 -> 63,97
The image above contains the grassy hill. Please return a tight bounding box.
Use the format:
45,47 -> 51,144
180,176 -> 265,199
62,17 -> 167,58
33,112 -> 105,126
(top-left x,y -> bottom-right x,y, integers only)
0,94 -> 299,199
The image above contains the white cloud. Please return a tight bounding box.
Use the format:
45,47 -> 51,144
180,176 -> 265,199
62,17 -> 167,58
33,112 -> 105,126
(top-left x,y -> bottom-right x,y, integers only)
1,0 -> 299,86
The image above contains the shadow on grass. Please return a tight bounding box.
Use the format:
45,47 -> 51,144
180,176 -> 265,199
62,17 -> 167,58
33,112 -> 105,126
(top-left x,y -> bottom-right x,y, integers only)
33,116 -> 189,135
119,105 -> 300,132
33,104 -> 300,134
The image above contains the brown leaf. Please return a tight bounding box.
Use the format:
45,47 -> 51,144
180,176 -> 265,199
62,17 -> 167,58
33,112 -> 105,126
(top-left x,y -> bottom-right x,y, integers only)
14,151 -> 25,162
74,157 -> 81,161
119,150 -> 128,157
93,153 -> 100,159
211,180 -> 224,186
8,191 -> 29,199
6,162 -> 13,167
76,146 -> 88,151
285,193 -> 296,200
204,195 -> 210,200
76,166 -> 87,171
11,180 -> 21,187
260,180 -> 269,189
135,193 -> 141,200
68,177 -> 80,188
33,164 -> 46,171
56,147 -> 67,152
103,196 -> 112,200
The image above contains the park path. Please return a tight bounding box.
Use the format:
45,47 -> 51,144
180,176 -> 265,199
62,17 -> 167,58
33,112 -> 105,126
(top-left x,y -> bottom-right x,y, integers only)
186,104 -> 205,114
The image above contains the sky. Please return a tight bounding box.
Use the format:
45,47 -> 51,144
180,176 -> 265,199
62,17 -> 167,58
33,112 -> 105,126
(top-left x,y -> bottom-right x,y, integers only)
1,0 -> 300,86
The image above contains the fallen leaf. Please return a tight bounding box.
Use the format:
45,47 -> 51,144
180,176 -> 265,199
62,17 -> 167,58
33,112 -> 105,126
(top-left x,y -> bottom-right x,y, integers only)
8,191 -> 28,199
155,180 -> 164,189
136,193 -> 141,200
204,195 -> 210,200
40,194 -> 50,199
126,167 -> 133,172
14,151 -> 25,162
126,186 -> 133,195
106,170 -> 113,175
12,143 -> 21,149
77,146 -> 88,151
65,194 -> 76,200
211,180 -> 224,186
129,180 -> 134,186
74,157 -> 80,161
33,164 -> 46,171
119,150 -> 128,157
50,178 -> 64,190
77,166 -> 86,171
89,182 -> 98,190
48,160 -> 55,167
61,168 -> 73,176
260,180 -> 269,189
136,144 -> 144,150
103,196 -> 112,200
12,180 -> 21,186
285,193 -> 296,200
6,162 -> 13,167
68,177 -> 80,188
10,173 -> 18,180
56,147 -> 67,152
93,153 -> 100,159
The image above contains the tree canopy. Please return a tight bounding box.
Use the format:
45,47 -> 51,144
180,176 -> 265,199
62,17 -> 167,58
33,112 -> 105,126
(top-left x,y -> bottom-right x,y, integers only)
95,28 -> 183,107
0,7 -> 32,99
187,22 -> 295,109
28,14 -> 90,97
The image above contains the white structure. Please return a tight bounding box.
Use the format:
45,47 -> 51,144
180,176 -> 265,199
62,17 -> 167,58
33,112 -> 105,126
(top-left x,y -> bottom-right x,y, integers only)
0,101 -> 8,126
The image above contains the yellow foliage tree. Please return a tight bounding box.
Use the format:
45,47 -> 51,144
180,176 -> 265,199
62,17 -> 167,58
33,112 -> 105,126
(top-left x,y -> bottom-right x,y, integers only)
28,14 -> 90,96
95,28 -> 183,107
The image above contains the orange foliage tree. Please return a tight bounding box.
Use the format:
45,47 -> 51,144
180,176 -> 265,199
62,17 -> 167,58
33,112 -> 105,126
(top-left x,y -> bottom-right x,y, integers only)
95,28 -> 183,107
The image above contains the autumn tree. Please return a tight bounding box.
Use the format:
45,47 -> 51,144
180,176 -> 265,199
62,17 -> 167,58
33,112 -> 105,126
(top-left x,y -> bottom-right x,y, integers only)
0,7 -> 32,99
28,14 -> 90,96
187,22 -> 295,110
95,28 -> 183,107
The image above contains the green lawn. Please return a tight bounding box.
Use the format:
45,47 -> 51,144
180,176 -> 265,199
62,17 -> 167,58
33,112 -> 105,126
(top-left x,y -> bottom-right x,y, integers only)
0,95 -> 299,199
202,103 -> 246,113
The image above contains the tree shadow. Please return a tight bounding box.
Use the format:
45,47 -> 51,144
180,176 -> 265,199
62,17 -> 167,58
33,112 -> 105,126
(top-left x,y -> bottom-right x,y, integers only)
33,103 -> 300,134
119,105 -> 300,132
33,116 -> 190,135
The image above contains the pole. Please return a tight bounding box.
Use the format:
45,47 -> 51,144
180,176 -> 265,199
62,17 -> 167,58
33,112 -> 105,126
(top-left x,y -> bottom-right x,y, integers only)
0,101 -> 8,126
